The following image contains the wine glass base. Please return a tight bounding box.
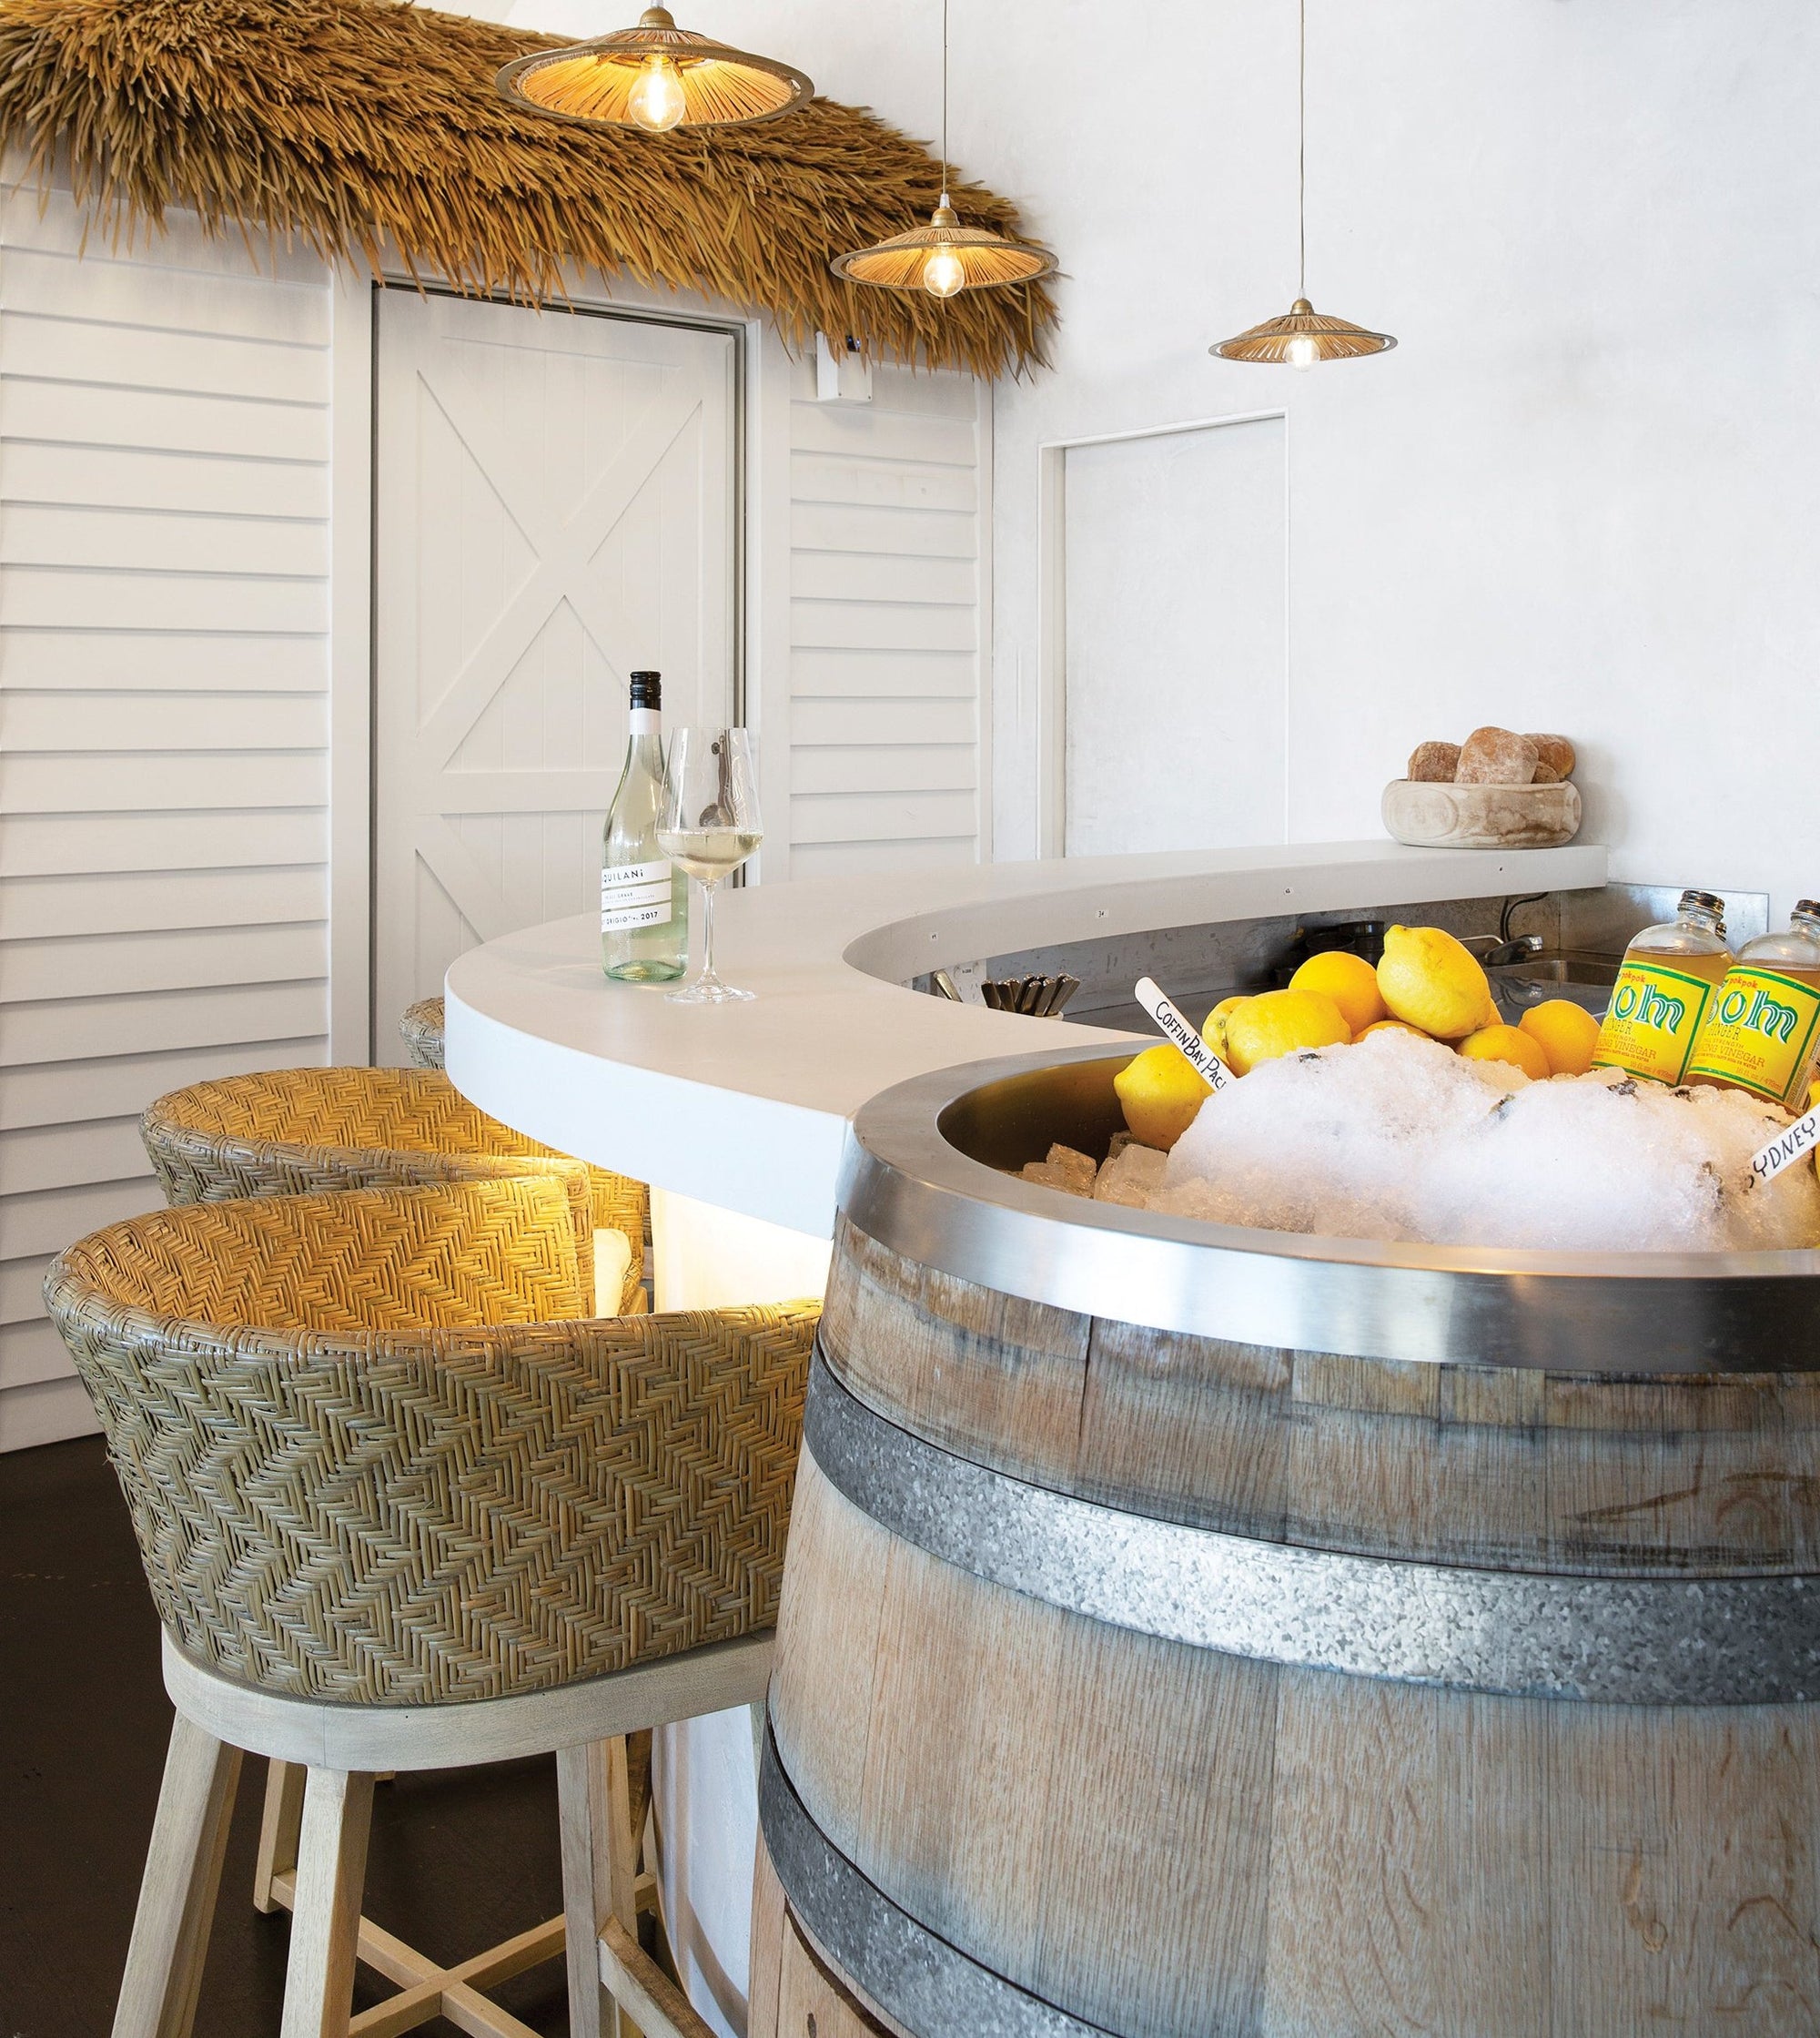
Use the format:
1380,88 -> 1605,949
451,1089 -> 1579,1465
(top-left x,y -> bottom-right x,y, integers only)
664,977 -> 756,1005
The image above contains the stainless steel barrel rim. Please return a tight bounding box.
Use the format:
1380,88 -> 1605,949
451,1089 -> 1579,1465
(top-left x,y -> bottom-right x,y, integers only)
842,1044 -> 1820,1373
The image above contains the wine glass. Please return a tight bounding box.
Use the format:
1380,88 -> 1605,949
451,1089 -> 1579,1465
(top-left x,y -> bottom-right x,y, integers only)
658,727 -> 763,1004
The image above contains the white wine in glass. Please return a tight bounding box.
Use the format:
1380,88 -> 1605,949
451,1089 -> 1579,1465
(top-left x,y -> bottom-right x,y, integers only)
661,826 -> 763,885
658,728 -> 763,1003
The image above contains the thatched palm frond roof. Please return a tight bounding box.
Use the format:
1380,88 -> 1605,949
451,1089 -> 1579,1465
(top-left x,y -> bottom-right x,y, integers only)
0,0 -> 1057,377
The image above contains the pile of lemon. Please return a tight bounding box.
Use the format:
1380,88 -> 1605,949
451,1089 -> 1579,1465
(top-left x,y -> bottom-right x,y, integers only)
1115,925 -> 1603,1150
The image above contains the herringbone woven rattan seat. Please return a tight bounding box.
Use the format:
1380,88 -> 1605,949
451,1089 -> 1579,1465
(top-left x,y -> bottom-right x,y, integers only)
399,996 -> 446,1070
140,1064 -> 649,1315
44,1177 -> 816,1707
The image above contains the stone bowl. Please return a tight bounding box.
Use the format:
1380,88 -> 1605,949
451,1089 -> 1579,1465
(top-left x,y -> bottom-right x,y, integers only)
1382,776 -> 1582,849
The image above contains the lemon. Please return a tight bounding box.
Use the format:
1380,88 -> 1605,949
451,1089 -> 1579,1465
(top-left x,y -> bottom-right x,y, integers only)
1359,1018 -> 1426,1039
1519,999 -> 1601,1078
1289,951 -> 1388,1037
1113,1044 -> 1211,1150
1377,925 -> 1491,1040
1458,1023 -> 1550,1082
1224,989 -> 1350,1075
1202,995 -> 1247,1062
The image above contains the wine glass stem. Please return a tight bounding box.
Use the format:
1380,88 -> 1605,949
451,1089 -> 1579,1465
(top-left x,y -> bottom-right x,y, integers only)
700,877 -> 719,986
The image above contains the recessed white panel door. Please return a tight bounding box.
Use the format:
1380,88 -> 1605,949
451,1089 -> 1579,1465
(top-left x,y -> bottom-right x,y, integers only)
1063,416 -> 1286,857
372,290 -> 736,1058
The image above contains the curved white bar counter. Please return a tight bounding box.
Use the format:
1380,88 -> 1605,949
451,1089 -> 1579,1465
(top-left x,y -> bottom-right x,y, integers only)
445,836 -> 1605,2035
447,840 -> 1605,1236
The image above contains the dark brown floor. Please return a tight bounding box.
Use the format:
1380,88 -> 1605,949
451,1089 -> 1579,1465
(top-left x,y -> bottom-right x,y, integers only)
0,1435 -> 574,2037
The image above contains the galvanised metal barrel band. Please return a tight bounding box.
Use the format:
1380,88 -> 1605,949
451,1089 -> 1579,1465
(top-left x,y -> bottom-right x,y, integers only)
760,1726 -> 1116,2038
805,1348 -> 1820,1707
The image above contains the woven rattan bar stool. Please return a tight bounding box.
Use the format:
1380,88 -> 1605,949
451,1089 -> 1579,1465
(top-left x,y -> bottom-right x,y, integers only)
398,997 -> 445,1070
141,1066 -> 648,1318
45,1177 -> 815,2038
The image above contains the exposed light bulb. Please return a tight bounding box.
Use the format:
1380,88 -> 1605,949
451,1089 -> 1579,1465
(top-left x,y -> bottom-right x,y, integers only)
922,244 -> 966,299
628,53 -> 687,131
1286,333 -> 1320,371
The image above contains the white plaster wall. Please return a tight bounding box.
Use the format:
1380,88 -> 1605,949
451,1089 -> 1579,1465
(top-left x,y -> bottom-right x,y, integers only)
509,0 -> 1820,919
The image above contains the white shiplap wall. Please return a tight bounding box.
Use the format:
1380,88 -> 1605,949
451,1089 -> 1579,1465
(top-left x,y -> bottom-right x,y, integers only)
0,179 -> 333,1449
786,354 -> 987,875
0,202 -> 992,1451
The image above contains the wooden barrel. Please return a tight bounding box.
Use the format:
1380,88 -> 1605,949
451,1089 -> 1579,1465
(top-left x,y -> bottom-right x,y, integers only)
752,1051 -> 1820,2038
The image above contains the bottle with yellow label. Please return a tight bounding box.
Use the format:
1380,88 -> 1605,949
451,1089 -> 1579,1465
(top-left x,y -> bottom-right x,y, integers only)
1687,902 -> 1820,1110
1592,889 -> 1732,1085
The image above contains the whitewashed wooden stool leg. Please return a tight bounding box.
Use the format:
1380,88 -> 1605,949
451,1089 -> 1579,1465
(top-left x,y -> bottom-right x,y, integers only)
113,1716 -> 243,2038
279,1768 -> 376,2038
601,1739 -> 642,1983
558,1739 -> 621,2038
255,1759 -> 307,1913
560,1736 -> 720,2038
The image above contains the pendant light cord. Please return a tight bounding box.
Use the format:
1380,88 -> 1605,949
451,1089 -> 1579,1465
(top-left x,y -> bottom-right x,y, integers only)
1299,0 -> 1307,299
939,0 -> 950,203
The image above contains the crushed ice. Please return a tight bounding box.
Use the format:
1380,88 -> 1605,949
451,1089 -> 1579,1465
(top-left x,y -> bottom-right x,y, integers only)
1030,1029 -> 1820,1253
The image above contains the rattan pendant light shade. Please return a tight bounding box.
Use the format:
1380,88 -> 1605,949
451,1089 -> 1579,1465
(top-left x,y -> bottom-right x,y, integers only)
1213,297 -> 1394,364
1211,0 -> 1394,366
832,200 -> 1055,293
497,5 -> 811,131
831,1 -> 1056,297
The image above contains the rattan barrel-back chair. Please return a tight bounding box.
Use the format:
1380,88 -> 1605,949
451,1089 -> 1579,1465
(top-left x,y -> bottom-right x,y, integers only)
46,1177 -> 816,2038
398,997 -> 446,1070
140,1066 -> 649,1318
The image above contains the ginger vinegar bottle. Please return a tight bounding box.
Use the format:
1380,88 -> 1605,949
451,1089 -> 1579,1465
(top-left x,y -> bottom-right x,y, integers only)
1687,902 -> 1820,1110
1592,889 -> 1732,1086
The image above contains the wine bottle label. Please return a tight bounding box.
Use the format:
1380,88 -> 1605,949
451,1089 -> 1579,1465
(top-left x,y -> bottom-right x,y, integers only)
1687,968 -> 1820,1105
601,860 -> 673,933
1592,961 -> 1718,1084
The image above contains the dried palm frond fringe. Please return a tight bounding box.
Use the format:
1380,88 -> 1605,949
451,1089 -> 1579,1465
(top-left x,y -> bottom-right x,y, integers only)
0,0 -> 1056,377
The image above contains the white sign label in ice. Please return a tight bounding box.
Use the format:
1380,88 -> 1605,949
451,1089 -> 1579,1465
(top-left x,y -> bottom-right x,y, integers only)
1134,977 -> 1236,1092
1750,1108 -> 1820,1186
601,859 -> 673,933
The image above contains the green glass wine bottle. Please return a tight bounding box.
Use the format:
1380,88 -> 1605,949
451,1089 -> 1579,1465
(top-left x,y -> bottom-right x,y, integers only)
600,671 -> 688,983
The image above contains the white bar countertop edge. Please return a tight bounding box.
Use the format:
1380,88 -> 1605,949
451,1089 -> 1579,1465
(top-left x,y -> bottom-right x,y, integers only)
445,839 -> 1609,1237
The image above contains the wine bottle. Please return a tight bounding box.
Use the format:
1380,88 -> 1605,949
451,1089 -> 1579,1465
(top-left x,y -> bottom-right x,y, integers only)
601,672 -> 688,983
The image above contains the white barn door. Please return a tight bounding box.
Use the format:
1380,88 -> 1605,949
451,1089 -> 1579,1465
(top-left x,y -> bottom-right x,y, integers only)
372,290 -> 736,1058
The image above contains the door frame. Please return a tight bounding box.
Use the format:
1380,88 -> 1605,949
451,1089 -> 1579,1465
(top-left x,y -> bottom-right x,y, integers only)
1032,407 -> 1288,860
328,268 -> 766,1062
